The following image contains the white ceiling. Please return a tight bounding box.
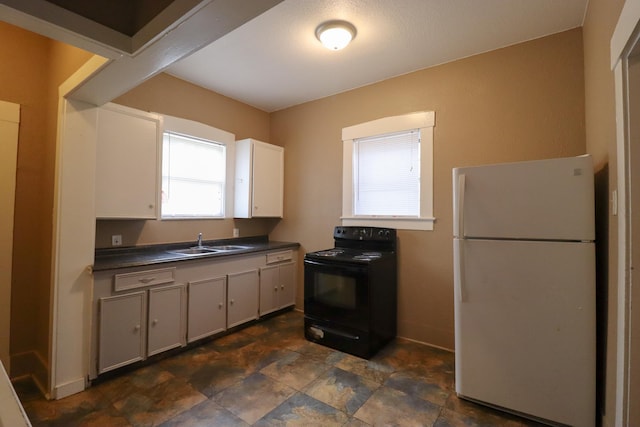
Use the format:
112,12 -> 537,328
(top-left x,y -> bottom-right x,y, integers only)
167,0 -> 588,113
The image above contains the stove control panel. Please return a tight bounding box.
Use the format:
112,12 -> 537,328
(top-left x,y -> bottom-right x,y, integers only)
334,226 -> 396,242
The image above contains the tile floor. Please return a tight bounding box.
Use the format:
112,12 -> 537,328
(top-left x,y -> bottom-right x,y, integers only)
14,310 -> 545,426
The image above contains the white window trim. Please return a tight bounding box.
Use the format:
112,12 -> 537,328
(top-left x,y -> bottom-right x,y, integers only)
161,115 -> 236,219
342,111 -> 435,231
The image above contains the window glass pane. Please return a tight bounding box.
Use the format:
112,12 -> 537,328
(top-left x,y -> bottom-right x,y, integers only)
162,132 -> 226,218
354,130 -> 420,216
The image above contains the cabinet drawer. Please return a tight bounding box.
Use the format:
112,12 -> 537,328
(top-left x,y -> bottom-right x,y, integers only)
266,250 -> 293,264
114,267 -> 175,292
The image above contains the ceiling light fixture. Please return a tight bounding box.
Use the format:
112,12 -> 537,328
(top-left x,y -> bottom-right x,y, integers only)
315,20 -> 357,51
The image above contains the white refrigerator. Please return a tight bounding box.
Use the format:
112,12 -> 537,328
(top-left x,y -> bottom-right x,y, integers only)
452,155 -> 595,427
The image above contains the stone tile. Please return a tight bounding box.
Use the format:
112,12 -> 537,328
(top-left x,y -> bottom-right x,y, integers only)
233,340 -> 293,373
207,329 -> 256,352
385,371 -> 450,406
343,418 -> 373,427
110,376 -> 206,426
304,367 -> 379,415
335,353 -> 395,384
184,355 -> 249,398
95,364 -> 176,402
213,372 -> 296,424
260,350 -> 332,390
159,398 -> 249,427
21,386 -> 118,427
374,339 -> 455,391
18,311 -> 541,427
353,386 -> 441,427
254,392 -> 349,426
156,345 -> 222,379
440,395 -> 539,427
288,340 -> 346,364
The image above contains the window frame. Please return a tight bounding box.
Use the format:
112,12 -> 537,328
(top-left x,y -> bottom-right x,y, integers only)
342,111 -> 435,231
160,115 -> 235,220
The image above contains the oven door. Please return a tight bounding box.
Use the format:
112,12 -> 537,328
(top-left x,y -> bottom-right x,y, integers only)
304,258 -> 369,331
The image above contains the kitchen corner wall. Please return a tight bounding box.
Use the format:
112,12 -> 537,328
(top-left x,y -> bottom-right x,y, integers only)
269,28 -> 586,350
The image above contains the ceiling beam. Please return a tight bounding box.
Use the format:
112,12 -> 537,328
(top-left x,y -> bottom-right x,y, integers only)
0,0 -> 284,105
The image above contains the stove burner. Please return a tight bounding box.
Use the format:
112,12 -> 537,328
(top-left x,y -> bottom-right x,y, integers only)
353,252 -> 382,261
315,249 -> 344,257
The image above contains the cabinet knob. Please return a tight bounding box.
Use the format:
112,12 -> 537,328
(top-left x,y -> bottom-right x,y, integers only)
274,286 -> 278,291
281,285 -> 285,290
152,319 -> 158,325
134,324 -> 140,332
230,299 -> 235,305
148,204 -> 154,209
218,302 -> 223,309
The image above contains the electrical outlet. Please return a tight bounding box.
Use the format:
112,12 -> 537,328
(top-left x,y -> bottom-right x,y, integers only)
233,228 -> 239,238
112,235 -> 122,246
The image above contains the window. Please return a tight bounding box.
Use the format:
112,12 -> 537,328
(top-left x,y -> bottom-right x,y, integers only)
161,115 -> 235,219
354,130 -> 420,216
162,132 -> 225,217
342,111 -> 435,231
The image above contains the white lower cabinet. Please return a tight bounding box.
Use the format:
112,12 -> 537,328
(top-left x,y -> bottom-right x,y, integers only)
98,291 -> 146,375
187,276 -> 227,342
259,261 -> 295,316
92,249 -> 297,379
96,282 -> 186,376
227,270 -> 259,328
148,284 -> 187,356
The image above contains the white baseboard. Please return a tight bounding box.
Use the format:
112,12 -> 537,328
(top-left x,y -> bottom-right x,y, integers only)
53,377 -> 86,400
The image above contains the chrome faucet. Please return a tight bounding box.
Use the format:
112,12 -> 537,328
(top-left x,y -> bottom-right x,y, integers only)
197,232 -> 203,248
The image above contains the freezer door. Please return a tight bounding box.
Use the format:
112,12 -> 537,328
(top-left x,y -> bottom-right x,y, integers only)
452,155 -> 595,241
454,238 -> 595,427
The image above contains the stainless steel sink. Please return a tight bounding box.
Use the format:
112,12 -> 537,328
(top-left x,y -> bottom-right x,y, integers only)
168,247 -> 220,256
206,245 -> 251,251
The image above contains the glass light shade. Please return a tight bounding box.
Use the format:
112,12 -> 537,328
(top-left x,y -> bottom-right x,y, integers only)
316,21 -> 356,51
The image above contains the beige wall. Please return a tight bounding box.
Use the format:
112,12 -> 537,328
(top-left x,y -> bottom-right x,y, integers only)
94,74 -> 277,248
270,28 -> 586,349
0,22 -> 92,381
583,0 -> 626,425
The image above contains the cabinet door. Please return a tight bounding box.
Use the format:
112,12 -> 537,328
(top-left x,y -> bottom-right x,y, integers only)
227,269 -> 259,328
278,262 -> 296,309
188,276 -> 226,342
98,292 -> 146,374
95,105 -> 159,219
252,141 -> 283,218
259,265 -> 280,316
148,284 -> 186,356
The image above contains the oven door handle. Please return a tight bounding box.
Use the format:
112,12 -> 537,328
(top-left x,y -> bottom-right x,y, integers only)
304,258 -> 366,273
310,324 -> 360,341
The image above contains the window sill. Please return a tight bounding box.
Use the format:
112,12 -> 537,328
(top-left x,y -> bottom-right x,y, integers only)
161,216 -> 226,220
340,216 -> 435,231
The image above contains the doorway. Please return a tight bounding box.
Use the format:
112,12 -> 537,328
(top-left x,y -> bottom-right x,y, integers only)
626,51 -> 640,426
612,6 -> 640,424
0,100 -> 20,372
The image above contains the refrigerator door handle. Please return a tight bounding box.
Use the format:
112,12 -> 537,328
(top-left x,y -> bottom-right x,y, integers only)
454,239 -> 466,302
455,173 -> 466,237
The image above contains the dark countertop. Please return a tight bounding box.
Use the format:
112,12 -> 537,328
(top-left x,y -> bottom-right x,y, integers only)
93,235 -> 300,272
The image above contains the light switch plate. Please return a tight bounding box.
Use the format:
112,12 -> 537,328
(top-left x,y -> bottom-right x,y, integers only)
112,235 -> 122,246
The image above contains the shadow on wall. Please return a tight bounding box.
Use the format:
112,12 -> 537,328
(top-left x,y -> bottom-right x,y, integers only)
594,163 -> 608,420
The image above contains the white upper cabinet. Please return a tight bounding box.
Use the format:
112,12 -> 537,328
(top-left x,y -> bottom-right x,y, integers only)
95,103 -> 160,219
235,138 -> 284,218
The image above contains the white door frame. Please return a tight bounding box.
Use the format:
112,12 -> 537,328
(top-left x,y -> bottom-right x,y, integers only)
0,100 -> 20,372
612,1 -> 640,425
